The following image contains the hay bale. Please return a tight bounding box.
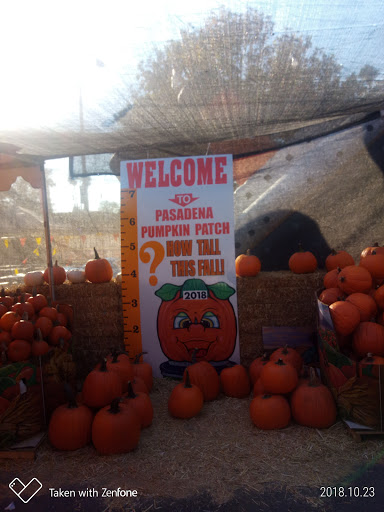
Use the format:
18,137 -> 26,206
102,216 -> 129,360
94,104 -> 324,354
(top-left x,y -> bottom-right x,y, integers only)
10,270 -> 325,377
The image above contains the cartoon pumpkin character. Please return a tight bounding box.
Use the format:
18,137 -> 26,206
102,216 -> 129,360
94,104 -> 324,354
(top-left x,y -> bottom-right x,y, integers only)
155,278 -> 237,368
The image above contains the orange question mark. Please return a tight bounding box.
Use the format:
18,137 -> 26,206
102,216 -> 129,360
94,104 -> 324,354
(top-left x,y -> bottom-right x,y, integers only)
139,241 -> 165,286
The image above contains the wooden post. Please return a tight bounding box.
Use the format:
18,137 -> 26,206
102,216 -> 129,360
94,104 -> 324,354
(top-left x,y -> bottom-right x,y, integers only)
40,162 -> 55,300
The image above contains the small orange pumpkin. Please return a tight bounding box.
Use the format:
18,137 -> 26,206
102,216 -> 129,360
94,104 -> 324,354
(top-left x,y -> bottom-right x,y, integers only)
85,248 -> 113,284
319,287 -> 345,305
43,261 -> 67,285
235,250 -> 261,277
288,244 -> 317,274
168,370 -> 204,419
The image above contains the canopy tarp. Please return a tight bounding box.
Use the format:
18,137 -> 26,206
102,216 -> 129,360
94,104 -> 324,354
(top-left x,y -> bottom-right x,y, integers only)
0,1 -> 382,169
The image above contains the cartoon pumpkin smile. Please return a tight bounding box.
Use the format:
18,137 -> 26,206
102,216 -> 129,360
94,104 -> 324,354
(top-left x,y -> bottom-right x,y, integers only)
156,278 -> 237,363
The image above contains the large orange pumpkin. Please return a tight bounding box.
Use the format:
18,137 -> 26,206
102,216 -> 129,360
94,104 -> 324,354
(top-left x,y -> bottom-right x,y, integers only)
352,322 -> 384,358
290,368 -> 337,428
337,265 -> 372,295
156,279 -> 237,363
329,300 -> 361,336
345,293 -> 377,322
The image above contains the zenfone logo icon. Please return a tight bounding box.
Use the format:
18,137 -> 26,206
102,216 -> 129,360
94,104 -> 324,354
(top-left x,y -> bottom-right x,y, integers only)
169,193 -> 199,207
9,477 -> 43,503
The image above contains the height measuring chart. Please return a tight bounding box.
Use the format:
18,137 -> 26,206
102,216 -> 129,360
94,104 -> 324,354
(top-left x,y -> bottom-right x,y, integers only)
120,155 -> 239,377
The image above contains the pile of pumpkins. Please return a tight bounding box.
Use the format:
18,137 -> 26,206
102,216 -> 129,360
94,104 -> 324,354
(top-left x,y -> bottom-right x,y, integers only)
48,346 -> 337,456
319,243 -> 384,362
48,351 -> 153,455
235,243 -> 319,277
23,247 -> 113,286
0,289 -> 72,363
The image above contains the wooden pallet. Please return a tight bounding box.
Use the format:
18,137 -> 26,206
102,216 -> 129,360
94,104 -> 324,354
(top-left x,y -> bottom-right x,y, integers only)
0,431 -> 46,459
344,422 -> 384,442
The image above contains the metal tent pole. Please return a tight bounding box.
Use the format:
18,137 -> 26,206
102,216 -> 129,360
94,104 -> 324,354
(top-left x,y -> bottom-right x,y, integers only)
40,162 -> 55,301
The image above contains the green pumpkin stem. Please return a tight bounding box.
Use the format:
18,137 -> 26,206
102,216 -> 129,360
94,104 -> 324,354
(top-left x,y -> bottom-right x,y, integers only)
108,398 -> 121,414
93,247 -> 100,259
308,367 -> 321,387
134,351 -> 148,364
64,383 -> 78,409
184,370 -> 192,388
126,381 -> 137,399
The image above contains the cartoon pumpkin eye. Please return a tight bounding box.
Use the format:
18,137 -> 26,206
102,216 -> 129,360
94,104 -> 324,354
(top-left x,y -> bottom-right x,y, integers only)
174,312 -> 192,329
201,312 -> 220,328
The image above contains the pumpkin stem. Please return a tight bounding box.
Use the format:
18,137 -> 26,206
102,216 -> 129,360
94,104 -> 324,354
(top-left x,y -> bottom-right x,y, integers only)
99,358 -> 108,372
275,358 -> 287,366
308,367 -> 321,387
93,247 -> 100,260
261,394 -> 272,399
330,249 -> 337,255
246,249 -> 251,256
261,352 -> 270,362
184,370 -> 193,388
126,381 -> 137,399
297,242 -> 304,252
36,328 -> 43,341
108,398 -> 121,414
54,260 -> 59,267
134,351 -> 148,364
64,383 -> 78,409
281,345 -> 289,355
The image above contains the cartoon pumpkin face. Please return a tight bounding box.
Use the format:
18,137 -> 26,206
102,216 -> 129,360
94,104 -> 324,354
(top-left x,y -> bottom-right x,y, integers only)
156,279 -> 237,362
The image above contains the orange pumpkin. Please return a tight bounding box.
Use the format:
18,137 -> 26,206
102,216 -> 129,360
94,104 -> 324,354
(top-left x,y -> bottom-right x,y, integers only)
182,356 -> 220,401
345,293 -> 377,322
319,287 -> 345,305
359,251 -> 384,282
249,394 -> 291,430
288,244 -> 317,274
260,359 -> 298,394
374,285 -> 384,310
290,367 -> 337,428
220,364 -> 250,398
85,247 -> 113,283
337,265 -> 372,295
352,322 -> 384,358
360,243 -> 384,261
323,267 -> 341,289
43,260 -> 67,285
235,250 -> 261,277
269,345 -> 303,374
82,358 -> 123,409
325,250 -> 354,271
248,353 -> 270,385
7,339 -> 32,362
329,300 -> 361,336
168,370 -> 204,419
156,279 -> 237,363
